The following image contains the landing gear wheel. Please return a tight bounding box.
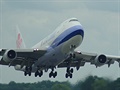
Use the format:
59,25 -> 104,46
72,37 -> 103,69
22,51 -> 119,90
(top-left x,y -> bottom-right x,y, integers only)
24,72 -> 27,76
49,71 -> 57,78
35,71 -> 39,77
70,74 -> 72,78
53,75 -> 56,78
65,68 -> 73,78
65,73 -> 68,78
76,66 -> 80,70
35,73 -> 37,77
66,68 -> 73,73
24,66 -> 32,76
70,68 -> 73,73
28,72 -> 31,76
39,71 -> 43,77
49,72 -> 52,78
67,67 -> 70,73
53,71 -> 57,78
54,71 -> 57,76
35,70 -> 43,77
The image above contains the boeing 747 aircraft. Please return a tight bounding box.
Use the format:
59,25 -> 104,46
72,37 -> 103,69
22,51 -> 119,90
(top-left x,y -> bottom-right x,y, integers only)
0,18 -> 120,78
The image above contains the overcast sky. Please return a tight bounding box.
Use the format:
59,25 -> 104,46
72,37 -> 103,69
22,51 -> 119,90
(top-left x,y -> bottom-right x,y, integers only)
0,0 -> 120,84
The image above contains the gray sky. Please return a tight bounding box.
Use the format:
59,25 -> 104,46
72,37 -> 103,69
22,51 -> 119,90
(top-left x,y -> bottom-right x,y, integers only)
0,0 -> 120,84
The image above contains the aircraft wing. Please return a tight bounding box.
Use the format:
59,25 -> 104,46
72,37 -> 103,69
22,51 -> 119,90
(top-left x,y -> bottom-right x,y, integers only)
0,49 -> 46,66
58,51 -> 120,69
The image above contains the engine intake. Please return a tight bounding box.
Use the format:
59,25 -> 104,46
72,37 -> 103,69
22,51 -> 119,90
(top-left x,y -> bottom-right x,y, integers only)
98,54 -> 106,63
7,50 -> 16,59
3,50 -> 17,62
95,54 -> 107,66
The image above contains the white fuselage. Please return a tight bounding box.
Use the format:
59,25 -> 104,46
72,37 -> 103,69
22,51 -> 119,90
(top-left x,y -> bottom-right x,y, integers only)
16,18 -> 84,72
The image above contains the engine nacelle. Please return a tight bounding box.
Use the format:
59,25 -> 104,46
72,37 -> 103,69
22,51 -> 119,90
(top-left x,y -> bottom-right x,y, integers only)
94,54 -> 107,67
14,65 -> 25,71
3,50 -> 17,62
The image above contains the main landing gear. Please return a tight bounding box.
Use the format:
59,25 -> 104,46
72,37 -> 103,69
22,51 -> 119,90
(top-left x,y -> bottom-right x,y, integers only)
24,66 -> 32,76
65,67 -> 73,78
35,70 -> 43,77
24,66 -> 74,78
49,68 -> 57,78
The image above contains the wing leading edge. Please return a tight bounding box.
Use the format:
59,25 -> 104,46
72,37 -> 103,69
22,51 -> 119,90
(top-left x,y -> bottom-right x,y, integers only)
0,49 -> 46,66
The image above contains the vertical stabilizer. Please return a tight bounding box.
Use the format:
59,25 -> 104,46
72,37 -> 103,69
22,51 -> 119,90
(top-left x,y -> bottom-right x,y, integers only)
16,26 -> 26,49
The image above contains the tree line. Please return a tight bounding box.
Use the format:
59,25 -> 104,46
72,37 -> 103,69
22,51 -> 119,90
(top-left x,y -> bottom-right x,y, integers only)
0,75 -> 120,90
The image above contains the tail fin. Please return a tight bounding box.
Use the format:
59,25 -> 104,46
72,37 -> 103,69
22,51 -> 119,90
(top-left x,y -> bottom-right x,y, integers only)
16,25 -> 26,49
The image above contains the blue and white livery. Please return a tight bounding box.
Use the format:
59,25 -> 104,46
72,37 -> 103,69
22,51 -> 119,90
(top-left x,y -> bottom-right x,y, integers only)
0,18 -> 120,78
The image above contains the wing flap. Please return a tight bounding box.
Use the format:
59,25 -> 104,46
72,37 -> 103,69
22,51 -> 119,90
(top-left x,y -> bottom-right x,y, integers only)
16,49 -> 46,59
75,51 -> 97,62
58,60 -> 85,68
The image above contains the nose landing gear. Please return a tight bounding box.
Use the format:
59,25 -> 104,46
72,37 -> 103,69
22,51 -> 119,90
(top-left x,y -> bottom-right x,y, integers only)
70,45 -> 76,50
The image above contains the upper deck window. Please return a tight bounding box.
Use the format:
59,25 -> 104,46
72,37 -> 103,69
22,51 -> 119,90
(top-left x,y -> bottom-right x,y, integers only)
69,19 -> 78,22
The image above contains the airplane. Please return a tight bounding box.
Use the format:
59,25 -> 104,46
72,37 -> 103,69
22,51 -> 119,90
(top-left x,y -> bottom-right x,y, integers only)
0,18 -> 120,78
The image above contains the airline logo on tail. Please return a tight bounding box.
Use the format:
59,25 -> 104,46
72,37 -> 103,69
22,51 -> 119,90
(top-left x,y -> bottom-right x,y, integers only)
16,25 -> 26,49
16,33 -> 22,49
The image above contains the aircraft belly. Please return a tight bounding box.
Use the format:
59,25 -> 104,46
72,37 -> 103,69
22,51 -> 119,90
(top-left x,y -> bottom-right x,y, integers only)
61,35 -> 82,54
34,35 -> 82,69
34,46 -> 65,68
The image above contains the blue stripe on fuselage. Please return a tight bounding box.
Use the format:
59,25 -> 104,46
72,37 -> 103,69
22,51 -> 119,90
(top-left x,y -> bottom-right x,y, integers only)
57,29 -> 83,46
50,25 -> 84,48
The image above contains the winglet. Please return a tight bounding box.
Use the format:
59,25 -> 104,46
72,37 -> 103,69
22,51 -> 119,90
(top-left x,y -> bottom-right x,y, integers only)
16,25 -> 26,49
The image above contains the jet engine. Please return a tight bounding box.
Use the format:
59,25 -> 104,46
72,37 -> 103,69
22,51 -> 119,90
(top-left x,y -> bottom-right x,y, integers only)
94,54 -> 107,67
3,50 -> 17,62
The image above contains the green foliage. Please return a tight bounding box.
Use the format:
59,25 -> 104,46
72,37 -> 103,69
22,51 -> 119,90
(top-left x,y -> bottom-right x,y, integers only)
51,83 -> 71,90
0,76 -> 120,90
92,77 -> 110,90
80,76 -> 95,90
108,78 -> 120,90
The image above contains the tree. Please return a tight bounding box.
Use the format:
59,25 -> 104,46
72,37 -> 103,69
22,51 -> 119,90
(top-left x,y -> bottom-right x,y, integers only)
92,77 -> 110,90
108,78 -> 120,90
51,83 -> 71,90
0,75 -> 120,90
80,76 -> 96,90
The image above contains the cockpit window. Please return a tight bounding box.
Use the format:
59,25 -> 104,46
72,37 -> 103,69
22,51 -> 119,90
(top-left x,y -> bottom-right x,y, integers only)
69,19 -> 78,22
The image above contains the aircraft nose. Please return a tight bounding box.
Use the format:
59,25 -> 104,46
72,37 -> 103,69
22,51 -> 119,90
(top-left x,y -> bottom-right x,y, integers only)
75,25 -> 84,38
